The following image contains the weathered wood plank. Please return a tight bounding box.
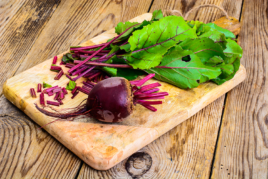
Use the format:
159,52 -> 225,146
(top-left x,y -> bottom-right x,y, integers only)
211,0 -> 268,178
0,95 -> 81,178
0,0 -> 153,178
0,0 -> 27,33
0,0 -> 61,95
77,0 -> 243,178
14,0 -> 153,76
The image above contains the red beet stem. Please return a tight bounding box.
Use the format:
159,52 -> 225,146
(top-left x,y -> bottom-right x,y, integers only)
50,66 -> 61,71
135,74 -> 155,87
48,92 -> 54,96
136,100 -> 162,105
88,72 -> 101,80
52,56 -> 57,64
72,66 -> 88,76
54,70 -> 64,80
70,43 -> 106,51
59,91 -> 65,99
40,93 -> 45,106
83,81 -> 94,88
71,86 -> 79,94
68,24 -> 139,73
79,87 -> 90,94
143,88 -> 160,94
135,92 -> 169,99
37,83 -> 42,93
66,74 -> 73,80
54,92 -> 60,100
65,63 -> 75,68
57,99 -> 63,105
53,87 -> 62,93
47,100 -> 60,106
71,91 -> 79,99
134,82 -> 161,95
30,88 -> 37,98
62,87 -> 68,95
72,66 -> 95,81
45,86 -> 58,93
139,104 -> 157,112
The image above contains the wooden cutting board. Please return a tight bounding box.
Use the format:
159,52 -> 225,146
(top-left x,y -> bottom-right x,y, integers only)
3,13 -> 246,170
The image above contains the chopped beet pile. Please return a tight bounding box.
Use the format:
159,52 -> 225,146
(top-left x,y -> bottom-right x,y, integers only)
35,74 -> 168,123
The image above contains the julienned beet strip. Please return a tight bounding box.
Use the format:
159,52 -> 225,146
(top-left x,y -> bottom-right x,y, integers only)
47,100 -> 60,106
30,88 -> 37,98
50,66 -> 61,71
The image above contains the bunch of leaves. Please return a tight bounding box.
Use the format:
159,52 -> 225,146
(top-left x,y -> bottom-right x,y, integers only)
71,9 -> 243,89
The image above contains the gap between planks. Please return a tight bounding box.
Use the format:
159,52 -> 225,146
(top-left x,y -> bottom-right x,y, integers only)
209,0 -> 245,178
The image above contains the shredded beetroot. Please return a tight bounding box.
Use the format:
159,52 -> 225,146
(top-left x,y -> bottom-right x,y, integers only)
37,83 -> 42,93
30,88 -> 37,98
47,100 -> 60,106
52,56 -> 57,64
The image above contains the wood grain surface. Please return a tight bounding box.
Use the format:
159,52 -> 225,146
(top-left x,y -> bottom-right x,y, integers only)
211,0 -> 268,178
77,0 -> 244,178
3,12 -> 246,170
0,0 -> 153,178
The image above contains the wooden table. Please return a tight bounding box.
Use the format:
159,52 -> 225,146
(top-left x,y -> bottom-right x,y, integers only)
0,0 -> 266,178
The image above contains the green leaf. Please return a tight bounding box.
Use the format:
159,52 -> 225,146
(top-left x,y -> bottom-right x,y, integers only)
212,56 -> 240,85
151,9 -> 164,21
117,68 -> 145,80
101,67 -> 117,76
120,43 -> 131,52
187,20 -> 204,33
66,80 -> 76,91
204,56 -> 224,66
126,16 -> 197,69
198,26 -> 227,48
223,39 -> 243,59
203,23 -> 236,39
179,37 -> 225,63
211,39 -> 242,84
62,55 -> 72,63
43,82 -> 52,88
145,46 -> 221,89
67,53 -> 76,61
114,20 -> 150,42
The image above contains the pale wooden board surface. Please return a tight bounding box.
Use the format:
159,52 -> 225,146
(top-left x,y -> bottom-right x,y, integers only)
211,0 -> 268,178
3,1 -> 246,175
76,0 -> 243,178
0,0 -> 153,178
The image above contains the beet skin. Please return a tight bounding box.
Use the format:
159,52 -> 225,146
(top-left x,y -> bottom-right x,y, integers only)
87,77 -> 134,123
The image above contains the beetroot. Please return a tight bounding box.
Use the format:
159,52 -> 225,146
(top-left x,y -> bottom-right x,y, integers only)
35,75 -> 168,123
87,77 -> 133,122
